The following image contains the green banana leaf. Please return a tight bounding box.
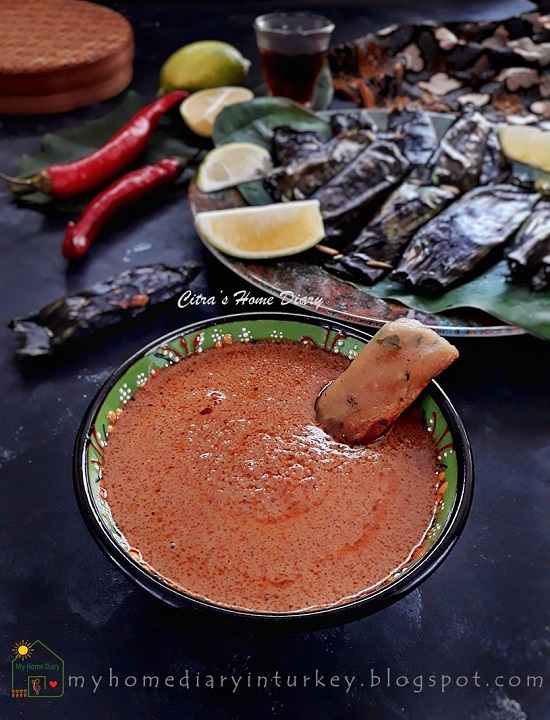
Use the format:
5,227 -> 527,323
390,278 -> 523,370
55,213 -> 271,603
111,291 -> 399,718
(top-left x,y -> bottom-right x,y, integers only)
213,97 -> 331,205
366,262 -> 550,342
213,97 -> 331,150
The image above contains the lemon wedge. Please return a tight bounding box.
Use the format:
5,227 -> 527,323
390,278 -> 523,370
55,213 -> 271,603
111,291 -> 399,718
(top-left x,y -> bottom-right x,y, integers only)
497,124 -> 550,172
180,86 -> 254,137
194,200 -> 325,259
196,142 -> 273,193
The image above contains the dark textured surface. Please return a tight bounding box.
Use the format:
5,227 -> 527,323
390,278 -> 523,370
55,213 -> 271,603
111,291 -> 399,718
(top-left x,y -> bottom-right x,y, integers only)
1,2 -> 549,719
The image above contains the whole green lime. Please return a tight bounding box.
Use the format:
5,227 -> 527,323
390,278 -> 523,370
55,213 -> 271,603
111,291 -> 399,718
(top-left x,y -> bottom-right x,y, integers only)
159,41 -> 251,94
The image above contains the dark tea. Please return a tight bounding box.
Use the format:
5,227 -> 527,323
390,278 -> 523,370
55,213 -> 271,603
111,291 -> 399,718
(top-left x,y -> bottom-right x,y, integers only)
254,12 -> 334,107
259,48 -> 325,105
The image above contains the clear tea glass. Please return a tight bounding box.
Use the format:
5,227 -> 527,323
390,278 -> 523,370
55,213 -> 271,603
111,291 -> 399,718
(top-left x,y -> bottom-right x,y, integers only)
254,12 -> 335,107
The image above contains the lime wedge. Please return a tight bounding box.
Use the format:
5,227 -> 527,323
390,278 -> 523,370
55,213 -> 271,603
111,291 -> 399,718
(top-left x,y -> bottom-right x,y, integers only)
194,200 -> 325,259
498,124 -> 550,172
180,86 -> 254,138
196,142 -> 273,193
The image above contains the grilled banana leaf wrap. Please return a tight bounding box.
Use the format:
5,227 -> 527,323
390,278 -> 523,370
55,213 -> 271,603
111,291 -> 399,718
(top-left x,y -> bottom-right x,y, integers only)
531,253 -> 550,293
387,107 -> 439,169
390,185 -> 539,293
506,200 -> 550,284
329,109 -> 376,135
311,140 -> 410,239
264,128 -> 372,202
272,127 -> 328,167
325,106 -> 492,282
479,127 -> 512,185
326,182 -> 459,283
9,262 -> 200,358
429,107 -> 492,191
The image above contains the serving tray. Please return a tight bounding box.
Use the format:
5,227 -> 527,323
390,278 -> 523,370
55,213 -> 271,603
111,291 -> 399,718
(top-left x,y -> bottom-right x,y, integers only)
189,109 -> 530,337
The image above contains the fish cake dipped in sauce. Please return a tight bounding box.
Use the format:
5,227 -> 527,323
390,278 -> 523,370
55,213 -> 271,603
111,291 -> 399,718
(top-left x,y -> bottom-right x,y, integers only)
316,319 -> 459,445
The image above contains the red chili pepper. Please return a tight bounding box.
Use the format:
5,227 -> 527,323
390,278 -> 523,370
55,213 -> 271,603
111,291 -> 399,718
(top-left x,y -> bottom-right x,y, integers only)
62,157 -> 184,260
2,91 -> 187,199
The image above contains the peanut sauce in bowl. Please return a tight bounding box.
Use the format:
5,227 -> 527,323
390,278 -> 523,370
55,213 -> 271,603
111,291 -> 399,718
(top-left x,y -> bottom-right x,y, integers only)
74,313 -> 473,627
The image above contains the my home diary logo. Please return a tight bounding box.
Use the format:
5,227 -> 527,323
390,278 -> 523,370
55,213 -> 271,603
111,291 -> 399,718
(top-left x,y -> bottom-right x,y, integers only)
11,640 -> 64,698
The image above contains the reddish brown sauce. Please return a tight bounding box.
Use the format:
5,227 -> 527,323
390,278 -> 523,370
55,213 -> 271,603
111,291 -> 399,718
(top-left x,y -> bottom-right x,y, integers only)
102,341 -> 441,613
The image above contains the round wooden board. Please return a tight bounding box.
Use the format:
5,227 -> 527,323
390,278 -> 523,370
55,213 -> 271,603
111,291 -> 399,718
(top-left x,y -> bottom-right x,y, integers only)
0,0 -> 134,115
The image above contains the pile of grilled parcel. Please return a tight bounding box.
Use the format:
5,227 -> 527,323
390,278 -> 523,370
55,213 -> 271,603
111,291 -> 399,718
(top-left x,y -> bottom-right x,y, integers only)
263,105 -> 549,295
328,11 -> 550,120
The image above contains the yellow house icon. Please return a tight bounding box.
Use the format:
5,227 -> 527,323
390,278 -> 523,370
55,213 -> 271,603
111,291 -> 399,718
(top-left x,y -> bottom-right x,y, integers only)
11,640 -> 64,699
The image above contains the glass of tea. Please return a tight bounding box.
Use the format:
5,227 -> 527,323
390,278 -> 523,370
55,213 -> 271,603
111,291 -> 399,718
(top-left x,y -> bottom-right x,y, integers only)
254,12 -> 335,107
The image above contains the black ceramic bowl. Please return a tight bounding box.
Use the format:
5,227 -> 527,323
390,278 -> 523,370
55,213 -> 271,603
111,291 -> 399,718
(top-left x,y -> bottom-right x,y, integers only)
74,312 -> 473,629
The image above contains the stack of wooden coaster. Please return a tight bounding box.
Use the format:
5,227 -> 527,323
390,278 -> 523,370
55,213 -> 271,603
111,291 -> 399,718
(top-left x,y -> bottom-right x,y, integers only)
0,0 -> 134,115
